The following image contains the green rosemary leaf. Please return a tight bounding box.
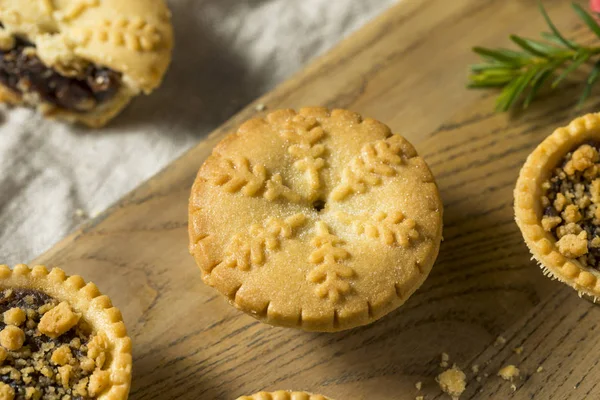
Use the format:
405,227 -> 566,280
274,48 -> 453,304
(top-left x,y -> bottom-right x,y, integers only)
497,48 -> 530,59
552,52 -> 590,88
495,78 -> 520,112
470,63 -> 510,72
539,3 -> 578,50
468,81 -> 512,88
469,74 -> 515,87
472,68 -> 518,78
473,47 -> 524,64
521,38 -> 563,54
572,3 -> 600,40
497,68 -> 537,111
579,60 -> 600,107
510,35 -> 552,57
531,61 -> 556,86
524,69 -> 552,108
540,32 -> 579,49
469,2 -> 600,112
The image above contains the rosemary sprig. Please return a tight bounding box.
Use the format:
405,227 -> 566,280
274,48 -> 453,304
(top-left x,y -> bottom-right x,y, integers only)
468,2 -> 600,111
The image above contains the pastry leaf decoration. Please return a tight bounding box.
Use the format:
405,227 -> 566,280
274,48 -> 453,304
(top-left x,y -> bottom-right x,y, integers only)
79,17 -> 163,52
223,214 -> 307,270
330,137 -> 403,201
337,210 -> 419,247
307,222 -> 354,302
280,115 -> 326,200
468,2 -> 600,111
210,157 -> 267,196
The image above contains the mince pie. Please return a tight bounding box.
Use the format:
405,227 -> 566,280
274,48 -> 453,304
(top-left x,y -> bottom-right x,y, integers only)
515,113 -> 600,297
236,391 -> 333,400
189,108 -> 443,332
0,0 -> 173,127
0,264 -> 132,399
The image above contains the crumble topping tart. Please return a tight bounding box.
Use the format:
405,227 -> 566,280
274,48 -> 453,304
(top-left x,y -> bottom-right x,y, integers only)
189,108 -> 443,332
515,113 -> 600,297
0,264 -> 131,400
540,142 -> 600,267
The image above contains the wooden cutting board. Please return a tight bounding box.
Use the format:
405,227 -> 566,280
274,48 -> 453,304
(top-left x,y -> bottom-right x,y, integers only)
32,0 -> 600,399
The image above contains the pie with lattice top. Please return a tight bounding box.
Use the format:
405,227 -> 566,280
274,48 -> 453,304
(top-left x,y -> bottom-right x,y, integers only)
515,113 -> 600,298
189,107 -> 443,332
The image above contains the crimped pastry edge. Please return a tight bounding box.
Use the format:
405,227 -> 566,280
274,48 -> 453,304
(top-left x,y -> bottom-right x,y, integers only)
235,390 -> 333,400
514,113 -> 600,298
188,107 -> 444,332
0,264 -> 132,400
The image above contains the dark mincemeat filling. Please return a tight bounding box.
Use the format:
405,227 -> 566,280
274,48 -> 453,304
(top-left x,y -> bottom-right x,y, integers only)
0,36 -> 121,113
0,288 -> 94,400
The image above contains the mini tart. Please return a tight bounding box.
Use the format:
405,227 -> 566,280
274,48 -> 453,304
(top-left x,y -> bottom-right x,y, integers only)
0,0 -> 173,127
515,113 -> 600,298
189,108 -> 443,332
236,391 -> 333,400
0,264 -> 132,400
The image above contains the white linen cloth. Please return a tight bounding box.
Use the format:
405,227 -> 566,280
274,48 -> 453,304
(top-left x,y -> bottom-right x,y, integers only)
0,0 -> 395,264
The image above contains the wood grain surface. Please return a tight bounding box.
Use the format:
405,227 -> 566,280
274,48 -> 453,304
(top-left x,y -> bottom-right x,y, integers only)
30,0 -> 600,399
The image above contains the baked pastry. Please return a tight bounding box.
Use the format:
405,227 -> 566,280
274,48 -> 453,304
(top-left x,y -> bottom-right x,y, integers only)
189,108 -> 443,332
515,113 -> 600,297
0,0 -> 173,127
236,391 -> 333,400
0,264 -> 132,399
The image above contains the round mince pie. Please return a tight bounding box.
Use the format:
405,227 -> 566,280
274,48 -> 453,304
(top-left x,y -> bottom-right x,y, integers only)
236,391 -> 333,400
189,108 -> 443,332
0,0 -> 173,127
0,264 -> 132,399
515,113 -> 600,297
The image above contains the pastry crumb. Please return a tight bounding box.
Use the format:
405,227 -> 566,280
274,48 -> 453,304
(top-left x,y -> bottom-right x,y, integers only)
476,376 -> 482,382
440,352 -> 450,368
436,365 -> 466,399
255,103 -> 266,111
38,302 -> 81,338
510,384 -> 517,391
415,381 -> 422,391
0,382 -> 14,399
74,208 -> 87,218
3,307 -> 25,326
498,365 -> 520,381
416,396 -> 424,400
513,346 -> 524,355
0,325 -> 24,350
494,336 -> 506,346
536,366 -> 544,373
471,364 -> 479,374
556,231 -> 588,258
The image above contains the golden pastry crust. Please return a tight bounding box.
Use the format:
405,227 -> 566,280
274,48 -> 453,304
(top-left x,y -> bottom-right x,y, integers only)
236,391 -> 333,400
0,0 -> 173,126
0,264 -> 132,400
189,108 -> 443,332
515,113 -> 600,297
0,84 -> 134,128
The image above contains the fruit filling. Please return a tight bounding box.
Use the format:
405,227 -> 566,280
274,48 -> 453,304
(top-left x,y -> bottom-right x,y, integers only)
0,35 -> 121,113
